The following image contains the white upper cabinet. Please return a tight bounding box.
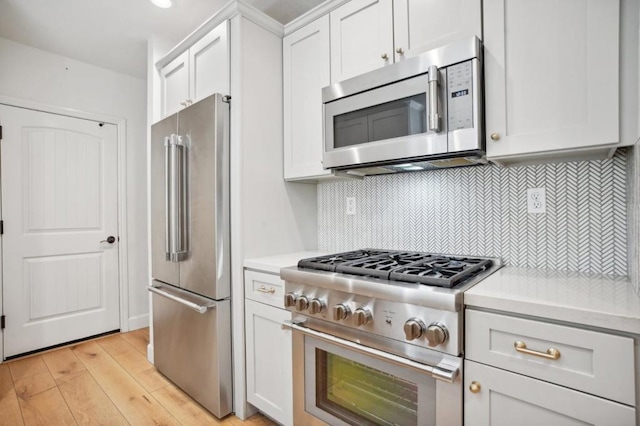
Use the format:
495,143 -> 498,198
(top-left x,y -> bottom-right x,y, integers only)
160,51 -> 189,118
189,23 -> 229,104
159,20 -> 229,118
484,0 -> 620,164
330,0 -> 482,83
393,0 -> 482,61
330,0 -> 394,82
283,16 -> 332,180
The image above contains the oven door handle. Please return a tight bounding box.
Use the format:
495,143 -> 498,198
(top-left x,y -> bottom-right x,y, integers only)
282,320 -> 459,383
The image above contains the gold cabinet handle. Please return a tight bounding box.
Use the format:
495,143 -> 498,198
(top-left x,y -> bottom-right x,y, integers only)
469,381 -> 481,393
490,132 -> 500,141
257,285 -> 276,294
514,340 -> 560,360
396,47 -> 404,55
381,53 -> 389,60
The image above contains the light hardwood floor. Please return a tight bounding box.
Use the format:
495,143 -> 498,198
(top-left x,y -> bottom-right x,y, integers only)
0,329 -> 276,426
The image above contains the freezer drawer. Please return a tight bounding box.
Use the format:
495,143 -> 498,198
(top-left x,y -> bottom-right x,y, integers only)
151,282 -> 232,418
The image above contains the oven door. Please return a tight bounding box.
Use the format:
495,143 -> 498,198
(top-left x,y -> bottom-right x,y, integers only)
323,70 -> 448,170
285,320 -> 462,426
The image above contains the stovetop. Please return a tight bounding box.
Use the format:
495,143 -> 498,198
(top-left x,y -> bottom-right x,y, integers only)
281,249 -> 502,356
298,249 -> 494,289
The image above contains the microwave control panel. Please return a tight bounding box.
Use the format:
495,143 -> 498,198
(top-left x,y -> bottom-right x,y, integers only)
447,61 -> 474,131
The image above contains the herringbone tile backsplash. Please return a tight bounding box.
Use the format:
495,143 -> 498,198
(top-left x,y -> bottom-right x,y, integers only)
318,150 -> 628,276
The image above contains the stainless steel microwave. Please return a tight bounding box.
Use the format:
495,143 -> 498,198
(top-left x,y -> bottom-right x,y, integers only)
322,37 -> 485,175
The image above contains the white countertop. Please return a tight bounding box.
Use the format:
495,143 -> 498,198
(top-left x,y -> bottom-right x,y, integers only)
465,267 -> 640,335
243,251 -> 328,275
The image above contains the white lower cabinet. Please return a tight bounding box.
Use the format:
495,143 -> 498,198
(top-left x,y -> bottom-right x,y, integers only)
464,360 -> 635,426
245,298 -> 293,426
464,309 -> 636,425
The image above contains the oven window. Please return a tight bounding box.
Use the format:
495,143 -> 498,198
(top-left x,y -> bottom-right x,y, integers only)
333,94 -> 426,149
316,348 -> 418,426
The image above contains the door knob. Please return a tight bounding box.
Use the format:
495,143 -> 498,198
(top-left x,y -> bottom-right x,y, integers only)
101,236 -> 116,244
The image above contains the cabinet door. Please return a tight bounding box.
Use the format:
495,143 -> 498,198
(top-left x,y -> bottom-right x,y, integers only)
484,0 -> 620,160
283,16 -> 332,180
245,300 -> 293,426
330,0 -> 394,82
160,50 -> 189,117
464,361 -> 635,426
189,20 -> 229,103
393,0 -> 482,61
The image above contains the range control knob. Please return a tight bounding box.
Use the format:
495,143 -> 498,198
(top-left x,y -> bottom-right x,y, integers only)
309,298 -> 326,315
332,304 -> 351,321
425,323 -> 449,346
284,293 -> 297,308
295,295 -> 309,311
354,308 -> 373,326
403,318 -> 426,341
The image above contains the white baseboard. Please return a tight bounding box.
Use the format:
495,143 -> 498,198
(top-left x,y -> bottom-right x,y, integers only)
147,344 -> 154,364
128,314 -> 149,331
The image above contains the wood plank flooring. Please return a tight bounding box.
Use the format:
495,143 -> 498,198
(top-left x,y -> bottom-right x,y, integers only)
0,329 -> 276,426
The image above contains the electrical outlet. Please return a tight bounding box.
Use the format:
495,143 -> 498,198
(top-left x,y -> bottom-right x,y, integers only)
527,188 -> 546,214
346,197 -> 356,215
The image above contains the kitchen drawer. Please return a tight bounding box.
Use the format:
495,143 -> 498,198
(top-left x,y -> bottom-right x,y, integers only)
465,309 -> 635,406
244,270 -> 285,308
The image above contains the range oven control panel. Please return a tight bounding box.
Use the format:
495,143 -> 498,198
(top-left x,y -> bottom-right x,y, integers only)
283,284 -> 461,356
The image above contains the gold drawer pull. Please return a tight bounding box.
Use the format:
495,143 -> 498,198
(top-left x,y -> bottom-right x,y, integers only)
514,340 -> 560,360
257,285 -> 276,294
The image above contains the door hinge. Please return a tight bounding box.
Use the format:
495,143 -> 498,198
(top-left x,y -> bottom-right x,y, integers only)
1,315 -> 5,330
0,125 -> 3,140
0,220 -> 4,235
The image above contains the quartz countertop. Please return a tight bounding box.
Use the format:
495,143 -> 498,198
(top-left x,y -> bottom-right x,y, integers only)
243,251 -> 328,275
464,267 -> 640,334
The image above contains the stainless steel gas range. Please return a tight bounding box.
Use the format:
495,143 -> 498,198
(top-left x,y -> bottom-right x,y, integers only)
280,249 -> 502,426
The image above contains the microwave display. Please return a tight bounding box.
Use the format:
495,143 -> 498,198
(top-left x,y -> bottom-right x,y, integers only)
333,94 -> 427,149
447,61 -> 473,131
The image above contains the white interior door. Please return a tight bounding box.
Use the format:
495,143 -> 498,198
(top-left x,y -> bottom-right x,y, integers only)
0,105 -> 120,358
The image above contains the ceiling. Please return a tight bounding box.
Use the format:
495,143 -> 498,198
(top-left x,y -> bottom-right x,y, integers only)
0,0 -> 326,80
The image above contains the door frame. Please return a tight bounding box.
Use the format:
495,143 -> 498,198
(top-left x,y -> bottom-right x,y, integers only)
0,95 -> 131,361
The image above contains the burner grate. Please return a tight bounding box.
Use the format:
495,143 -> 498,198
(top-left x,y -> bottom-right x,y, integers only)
389,257 -> 492,288
335,252 -> 429,279
298,249 -> 394,272
299,250 -> 493,288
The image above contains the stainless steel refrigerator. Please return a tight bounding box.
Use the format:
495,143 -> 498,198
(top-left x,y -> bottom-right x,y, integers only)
149,93 -> 232,418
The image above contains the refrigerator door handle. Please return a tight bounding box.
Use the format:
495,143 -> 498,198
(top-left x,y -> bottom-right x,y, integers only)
165,134 -> 189,262
149,284 -> 216,314
164,137 -> 172,261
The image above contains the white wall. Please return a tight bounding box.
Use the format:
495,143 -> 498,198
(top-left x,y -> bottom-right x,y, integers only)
0,37 -> 149,330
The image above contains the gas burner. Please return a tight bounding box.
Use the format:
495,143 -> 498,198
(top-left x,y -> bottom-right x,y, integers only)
390,256 -> 492,287
336,251 -> 430,279
299,250 -> 493,288
297,249 -> 393,272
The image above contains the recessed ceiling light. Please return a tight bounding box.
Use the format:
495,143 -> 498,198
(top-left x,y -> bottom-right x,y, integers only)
150,0 -> 174,8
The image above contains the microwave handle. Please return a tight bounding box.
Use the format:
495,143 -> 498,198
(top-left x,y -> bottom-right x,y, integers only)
428,65 -> 441,132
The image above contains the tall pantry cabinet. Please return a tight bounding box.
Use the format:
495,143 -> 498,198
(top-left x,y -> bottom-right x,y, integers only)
149,6 -> 317,421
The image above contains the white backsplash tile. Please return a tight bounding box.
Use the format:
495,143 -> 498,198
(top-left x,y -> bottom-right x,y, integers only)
318,150 -> 628,276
